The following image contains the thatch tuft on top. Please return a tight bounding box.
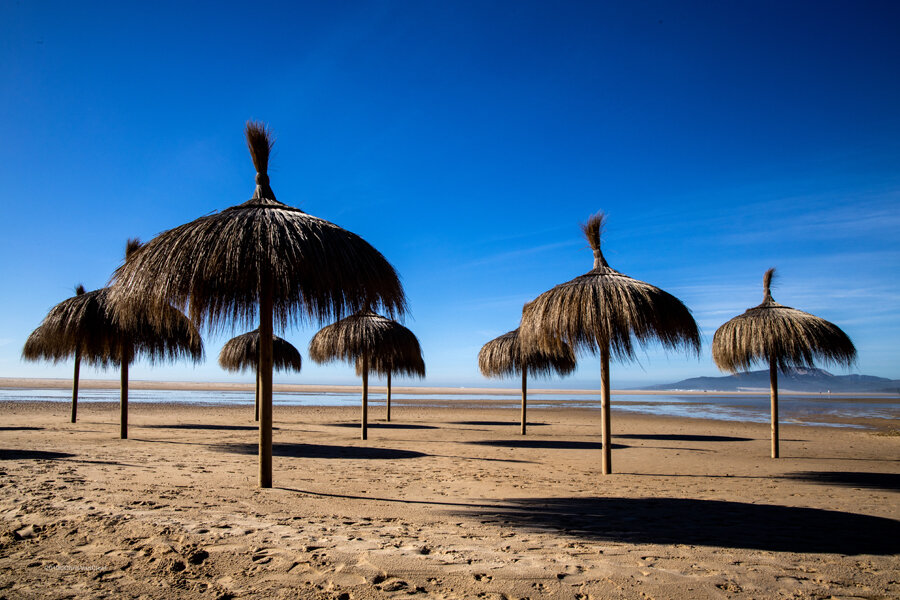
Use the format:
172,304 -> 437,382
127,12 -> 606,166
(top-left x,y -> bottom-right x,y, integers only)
478,328 -> 575,379
712,267 -> 856,373
218,329 -> 302,373
521,212 -> 700,359
245,121 -> 275,199
108,121 -> 407,335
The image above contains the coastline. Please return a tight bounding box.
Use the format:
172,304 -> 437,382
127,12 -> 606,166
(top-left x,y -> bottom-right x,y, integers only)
2,377 -> 894,397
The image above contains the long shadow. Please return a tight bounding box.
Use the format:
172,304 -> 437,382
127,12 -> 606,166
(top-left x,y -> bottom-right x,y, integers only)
786,456 -> 900,463
324,423 -> 437,430
280,487 -> 504,509
785,471 -> 900,492
0,449 -> 74,460
0,427 -> 44,431
213,442 -> 427,460
615,434 -> 752,442
449,421 -> 548,427
461,496 -> 900,555
467,440 -> 627,450
140,424 -> 273,431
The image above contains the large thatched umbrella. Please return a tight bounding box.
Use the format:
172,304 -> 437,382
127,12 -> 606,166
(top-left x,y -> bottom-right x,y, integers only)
520,212 -> 700,474
23,284 -> 86,423
479,328 -> 576,435
712,268 -> 856,458
109,122 -> 406,488
218,329 -> 303,421
23,241 -> 203,437
309,310 -> 424,439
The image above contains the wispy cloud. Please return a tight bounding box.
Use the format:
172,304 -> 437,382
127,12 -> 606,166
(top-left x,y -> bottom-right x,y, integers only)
454,240 -> 580,270
714,190 -> 900,245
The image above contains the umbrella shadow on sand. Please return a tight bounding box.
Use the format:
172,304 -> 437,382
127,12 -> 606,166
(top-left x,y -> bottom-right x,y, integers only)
614,434 -> 753,443
785,471 -> 900,492
467,440 -> 628,450
0,449 -> 75,460
324,422 -> 437,430
459,496 -> 900,555
213,442 -> 427,460
140,424 -> 272,431
450,421 -> 549,427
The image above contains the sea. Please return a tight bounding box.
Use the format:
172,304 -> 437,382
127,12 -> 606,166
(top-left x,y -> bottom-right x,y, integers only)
2,388 -> 898,429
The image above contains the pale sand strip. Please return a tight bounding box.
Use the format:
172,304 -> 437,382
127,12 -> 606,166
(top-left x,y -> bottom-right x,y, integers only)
0,400 -> 897,599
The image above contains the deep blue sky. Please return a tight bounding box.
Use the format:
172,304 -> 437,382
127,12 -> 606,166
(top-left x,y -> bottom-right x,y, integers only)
2,1 -> 898,388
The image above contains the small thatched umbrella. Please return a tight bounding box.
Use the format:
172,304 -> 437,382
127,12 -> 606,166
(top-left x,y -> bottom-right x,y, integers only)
309,310 -> 424,439
520,212 -> 700,474
353,324 -> 425,423
479,328 -> 576,435
109,122 -> 406,488
23,284 -> 87,422
218,330 -> 303,421
712,268 -> 856,458
23,241 -> 203,436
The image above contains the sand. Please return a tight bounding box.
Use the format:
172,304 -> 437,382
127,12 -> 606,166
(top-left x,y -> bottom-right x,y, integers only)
0,396 -> 898,599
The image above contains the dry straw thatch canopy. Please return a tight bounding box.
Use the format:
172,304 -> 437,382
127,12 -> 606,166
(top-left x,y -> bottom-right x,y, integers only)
310,310 -> 424,435
479,328 -> 575,435
712,268 -> 856,374
520,212 -> 700,472
712,268 -> 856,459
309,311 -> 423,373
108,122 -> 406,487
520,213 -> 700,359
23,284 -> 91,365
109,123 -> 406,332
478,328 -> 576,379
219,329 -> 302,422
218,330 -> 302,373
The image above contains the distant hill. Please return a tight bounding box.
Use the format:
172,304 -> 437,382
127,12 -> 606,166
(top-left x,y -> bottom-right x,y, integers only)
645,368 -> 900,394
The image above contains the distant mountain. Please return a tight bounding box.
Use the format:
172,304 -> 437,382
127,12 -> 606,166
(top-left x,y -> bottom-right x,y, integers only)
645,368 -> 900,394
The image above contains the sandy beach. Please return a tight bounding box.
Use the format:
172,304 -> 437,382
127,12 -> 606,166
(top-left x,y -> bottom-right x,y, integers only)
0,397 -> 898,599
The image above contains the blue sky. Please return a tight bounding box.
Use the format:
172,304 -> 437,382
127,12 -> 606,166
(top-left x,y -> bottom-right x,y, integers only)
2,1 -> 898,388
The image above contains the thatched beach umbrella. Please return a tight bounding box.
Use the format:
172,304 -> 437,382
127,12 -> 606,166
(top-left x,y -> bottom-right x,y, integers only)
712,268 -> 856,458
353,323 -> 425,423
109,122 -> 406,488
479,328 -> 576,435
23,241 -> 203,436
23,284 -> 87,423
520,212 -> 700,474
309,310 -> 424,438
218,330 -> 302,421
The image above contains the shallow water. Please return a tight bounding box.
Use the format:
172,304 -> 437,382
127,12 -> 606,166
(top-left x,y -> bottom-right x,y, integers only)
1,388 -> 897,429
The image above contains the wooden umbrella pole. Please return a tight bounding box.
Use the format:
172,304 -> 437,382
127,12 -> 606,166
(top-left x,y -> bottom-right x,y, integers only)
71,349 -> 80,424
521,368 -> 527,436
600,344 -> 612,474
386,371 -> 392,422
258,278 -> 274,488
120,344 -> 130,440
770,357 -> 779,459
254,368 -> 260,422
361,352 -> 369,440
